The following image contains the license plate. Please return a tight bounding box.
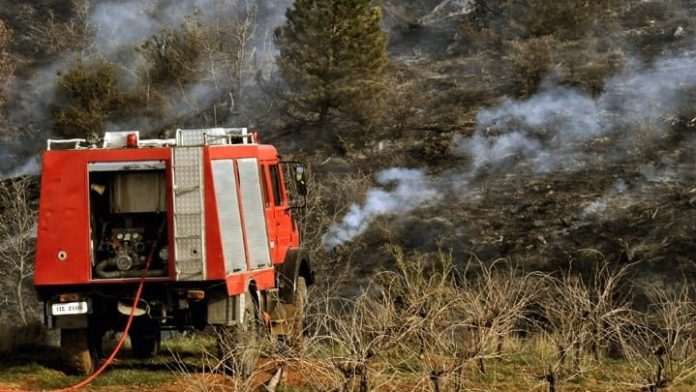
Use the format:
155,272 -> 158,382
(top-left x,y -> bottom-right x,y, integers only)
51,301 -> 89,316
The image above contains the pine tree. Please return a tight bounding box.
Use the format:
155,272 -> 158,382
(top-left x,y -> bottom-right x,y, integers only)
276,0 -> 388,128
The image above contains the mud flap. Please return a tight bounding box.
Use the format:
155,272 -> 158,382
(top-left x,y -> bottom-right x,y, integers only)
55,314 -> 88,329
207,291 -> 245,326
265,277 -> 307,341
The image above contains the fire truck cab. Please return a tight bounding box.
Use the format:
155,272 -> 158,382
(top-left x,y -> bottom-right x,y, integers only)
34,128 -> 313,374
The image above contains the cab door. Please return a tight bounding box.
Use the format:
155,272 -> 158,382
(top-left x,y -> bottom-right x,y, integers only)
259,163 -> 276,262
261,163 -> 294,263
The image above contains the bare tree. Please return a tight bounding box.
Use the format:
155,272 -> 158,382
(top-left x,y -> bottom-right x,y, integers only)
225,0 -> 257,112
370,250 -> 541,392
619,283 -> 696,391
0,177 -> 38,325
300,165 -> 373,296
18,0 -> 95,59
319,290 -> 419,391
72,0 -> 96,62
200,0 -> 260,123
535,257 -> 634,392
429,259 -> 542,391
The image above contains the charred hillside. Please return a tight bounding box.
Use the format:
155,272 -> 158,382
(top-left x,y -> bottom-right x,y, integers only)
0,0 -> 695,289
4,3 -> 696,391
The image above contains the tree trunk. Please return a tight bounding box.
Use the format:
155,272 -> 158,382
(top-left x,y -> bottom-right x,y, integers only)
429,371 -> 443,392
318,104 -> 329,131
16,269 -> 26,325
654,356 -> 665,392
547,370 -> 556,392
359,366 -> 369,392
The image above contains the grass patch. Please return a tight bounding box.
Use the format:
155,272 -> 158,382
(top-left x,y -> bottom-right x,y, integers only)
0,362 -> 176,390
161,332 -> 215,356
0,333 -> 213,391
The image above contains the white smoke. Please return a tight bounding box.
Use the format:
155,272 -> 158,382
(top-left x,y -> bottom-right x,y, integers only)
91,0 -> 292,130
91,1 -> 160,54
323,52 -> 696,250
4,0 -> 293,173
420,0 -> 474,25
581,200 -> 608,219
9,155 -> 40,178
579,179 -> 630,220
90,0 -> 291,62
614,179 -> 629,194
0,155 -> 40,179
457,52 -> 696,173
323,168 -> 440,250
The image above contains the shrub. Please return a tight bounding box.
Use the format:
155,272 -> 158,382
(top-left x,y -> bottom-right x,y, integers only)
140,18 -> 205,89
52,60 -> 138,139
509,35 -> 556,97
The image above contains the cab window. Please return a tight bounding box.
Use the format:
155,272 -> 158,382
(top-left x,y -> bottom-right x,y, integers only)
260,164 -> 269,207
269,164 -> 284,206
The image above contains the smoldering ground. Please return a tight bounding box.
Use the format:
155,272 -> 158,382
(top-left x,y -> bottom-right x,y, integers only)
323,168 -> 441,250
324,49 -> 696,249
459,52 -> 696,175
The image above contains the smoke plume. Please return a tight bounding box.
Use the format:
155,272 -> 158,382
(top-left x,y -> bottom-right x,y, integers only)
323,168 -> 441,250
457,52 -> 696,173
1,0 -> 293,177
325,50 -> 696,249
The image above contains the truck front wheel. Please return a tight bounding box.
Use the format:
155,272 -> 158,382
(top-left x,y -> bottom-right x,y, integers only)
61,328 -> 97,375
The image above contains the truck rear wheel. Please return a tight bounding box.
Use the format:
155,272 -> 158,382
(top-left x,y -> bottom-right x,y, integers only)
61,328 -> 97,375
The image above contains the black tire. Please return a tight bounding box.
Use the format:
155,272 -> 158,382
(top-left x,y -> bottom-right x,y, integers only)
61,328 -> 97,375
216,293 -> 259,379
130,328 -> 161,358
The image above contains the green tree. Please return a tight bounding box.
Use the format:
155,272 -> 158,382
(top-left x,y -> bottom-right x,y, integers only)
52,60 -> 137,139
138,17 -> 207,133
140,18 -> 205,89
276,0 -> 388,128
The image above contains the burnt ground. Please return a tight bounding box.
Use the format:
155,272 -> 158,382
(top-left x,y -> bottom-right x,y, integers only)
319,120 -> 696,301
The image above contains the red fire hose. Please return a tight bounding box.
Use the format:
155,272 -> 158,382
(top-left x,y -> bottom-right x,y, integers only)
14,247 -> 157,392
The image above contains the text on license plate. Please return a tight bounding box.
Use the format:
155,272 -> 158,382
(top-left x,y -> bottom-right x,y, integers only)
51,301 -> 89,316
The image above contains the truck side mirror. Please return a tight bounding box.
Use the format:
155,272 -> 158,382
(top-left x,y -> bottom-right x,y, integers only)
281,161 -> 308,208
295,166 -> 307,196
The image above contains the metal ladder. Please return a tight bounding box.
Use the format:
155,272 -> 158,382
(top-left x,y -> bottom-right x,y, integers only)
170,128 -> 252,281
172,146 -> 206,281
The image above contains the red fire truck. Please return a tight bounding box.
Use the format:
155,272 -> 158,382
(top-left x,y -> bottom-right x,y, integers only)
33,128 -> 313,375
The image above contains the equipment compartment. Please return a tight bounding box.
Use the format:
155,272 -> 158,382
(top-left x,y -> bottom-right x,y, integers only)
88,162 -> 169,279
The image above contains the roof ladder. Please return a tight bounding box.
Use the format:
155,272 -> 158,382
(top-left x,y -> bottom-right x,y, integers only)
172,146 -> 206,281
